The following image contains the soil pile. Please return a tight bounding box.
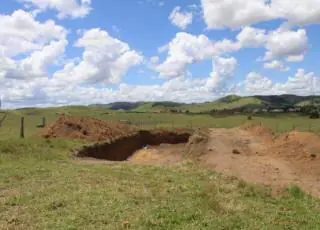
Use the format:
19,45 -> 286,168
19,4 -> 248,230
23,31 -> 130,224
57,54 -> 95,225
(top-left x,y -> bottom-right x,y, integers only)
42,115 -> 137,141
240,123 -> 274,142
184,130 -> 210,158
198,125 -> 320,196
273,131 -> 320,158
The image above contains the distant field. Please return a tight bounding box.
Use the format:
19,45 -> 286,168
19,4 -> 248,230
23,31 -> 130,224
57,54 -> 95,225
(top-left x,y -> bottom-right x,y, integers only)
0,106 -> 320,140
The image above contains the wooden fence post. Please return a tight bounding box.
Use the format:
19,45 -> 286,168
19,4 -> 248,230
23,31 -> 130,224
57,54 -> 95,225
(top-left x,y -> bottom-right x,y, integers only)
20,117 -> 24,138
42,117 -> 46,127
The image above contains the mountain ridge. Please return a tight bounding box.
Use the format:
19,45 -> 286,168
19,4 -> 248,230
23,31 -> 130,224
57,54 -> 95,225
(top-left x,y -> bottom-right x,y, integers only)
89,94 -> 320,113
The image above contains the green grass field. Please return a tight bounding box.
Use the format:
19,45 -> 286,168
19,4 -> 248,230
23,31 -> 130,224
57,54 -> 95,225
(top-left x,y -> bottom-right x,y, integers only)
1,107 -> 320,229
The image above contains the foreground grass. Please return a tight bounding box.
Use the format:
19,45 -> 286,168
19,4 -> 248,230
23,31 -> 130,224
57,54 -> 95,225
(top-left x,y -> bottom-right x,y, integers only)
0,138 -> 319,229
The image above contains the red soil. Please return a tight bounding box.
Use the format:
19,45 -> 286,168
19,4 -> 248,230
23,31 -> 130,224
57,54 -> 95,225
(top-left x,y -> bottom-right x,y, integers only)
42,115 -> 137,142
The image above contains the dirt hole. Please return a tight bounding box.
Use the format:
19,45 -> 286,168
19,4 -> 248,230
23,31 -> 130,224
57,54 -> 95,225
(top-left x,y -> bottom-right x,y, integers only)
75,130 -> 192,161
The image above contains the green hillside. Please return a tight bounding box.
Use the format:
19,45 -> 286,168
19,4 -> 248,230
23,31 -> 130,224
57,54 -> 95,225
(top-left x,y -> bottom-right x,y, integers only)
90,95 -> 320,113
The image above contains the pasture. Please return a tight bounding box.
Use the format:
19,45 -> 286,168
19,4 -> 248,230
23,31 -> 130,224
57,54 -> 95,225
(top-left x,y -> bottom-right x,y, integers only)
0,106 -> 319,229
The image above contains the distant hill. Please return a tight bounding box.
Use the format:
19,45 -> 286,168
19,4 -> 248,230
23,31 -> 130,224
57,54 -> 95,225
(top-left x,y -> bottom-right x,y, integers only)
90,95 -> 320,113
90,102 -> 145,110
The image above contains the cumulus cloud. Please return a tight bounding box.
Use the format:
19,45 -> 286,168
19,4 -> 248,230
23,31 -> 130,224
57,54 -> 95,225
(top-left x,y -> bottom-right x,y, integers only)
273,69 -> 319,95
236,26 -> 267,47
201,0 -> 275,29
0,75 -> 213,108
264,28 -> 308,61
169,6 -> 193,30
271,0 -> 320,26
240,72 -> 274,95
237,69 -> 319,96
1,67 -> 319,108
264,60 -> 290,72
54,28 -> 143,84
0,10 -> 68,80
20,0 -> 92,19
205,57 -> 238,93
156,27 -> 307,78
201,0 -> 320,30
287,55 -> 305,62
0,10 -> 67,57
155,33 -> 214,77
236,27 -> 308,62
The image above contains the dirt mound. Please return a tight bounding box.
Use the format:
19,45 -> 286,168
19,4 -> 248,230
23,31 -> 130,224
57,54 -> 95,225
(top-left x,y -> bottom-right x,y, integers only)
271,131 -> 320,159
198,126 -> 320,196
184,130 -> 210,158
42,115 -> 137,142
239,123 -> 274,141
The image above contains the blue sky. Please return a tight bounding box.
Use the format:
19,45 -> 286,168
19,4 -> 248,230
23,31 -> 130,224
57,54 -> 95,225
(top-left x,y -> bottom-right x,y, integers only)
0,0 -> 320,108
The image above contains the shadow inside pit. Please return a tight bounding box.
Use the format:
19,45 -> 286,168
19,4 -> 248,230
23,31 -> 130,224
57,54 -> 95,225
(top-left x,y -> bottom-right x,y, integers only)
76,130 -> 191,161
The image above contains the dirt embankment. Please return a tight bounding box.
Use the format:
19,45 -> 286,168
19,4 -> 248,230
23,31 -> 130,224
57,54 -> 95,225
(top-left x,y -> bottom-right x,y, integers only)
76,129 -> 192,161
196,123 -> 320,196
43,116 -> 320,196
42,115 -> 138,142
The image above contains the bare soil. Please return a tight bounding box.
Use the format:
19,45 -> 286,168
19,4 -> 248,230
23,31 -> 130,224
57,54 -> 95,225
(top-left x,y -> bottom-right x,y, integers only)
42,115 -> 138,141
75,129 -> 192,161
44,116 -> 320,196
196,124 -> 320,196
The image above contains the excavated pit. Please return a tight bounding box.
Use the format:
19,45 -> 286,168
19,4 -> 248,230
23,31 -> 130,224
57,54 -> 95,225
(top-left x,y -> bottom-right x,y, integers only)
76,130 -> 192,161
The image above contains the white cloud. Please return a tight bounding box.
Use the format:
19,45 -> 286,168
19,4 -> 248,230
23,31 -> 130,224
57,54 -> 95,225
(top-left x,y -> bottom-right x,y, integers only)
238,69 -> 319,96
241,72 -> 273,95
206,56 -> 238,93
155,33 -> 214,77
236,26 -> 267,47
1,67 -> 319,108
264,28 -> 308,61
264,60 -> 290,72
0,75 -> 214,108
4,39 -> 68,80
273,69 -> 319,95
201,0 -> 275,29
271,0 -> 320,26
54,28 -> 143,84
213,39 -> 241,54
169,6 -> 193,30
20,0 -> 92,19
201,0 -> 320,30
287,55 -> 305,62
0,10 -> 67,57
156,26 -> 307,78
0,10 -> 68,80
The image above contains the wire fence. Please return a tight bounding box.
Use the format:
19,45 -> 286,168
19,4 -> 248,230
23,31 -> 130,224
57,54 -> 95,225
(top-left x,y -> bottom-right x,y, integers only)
0,112 -> 320,138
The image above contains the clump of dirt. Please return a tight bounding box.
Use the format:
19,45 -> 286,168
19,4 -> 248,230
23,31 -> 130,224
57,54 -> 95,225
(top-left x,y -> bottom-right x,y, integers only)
184,130 -> 210,158
42,115 -> 137,142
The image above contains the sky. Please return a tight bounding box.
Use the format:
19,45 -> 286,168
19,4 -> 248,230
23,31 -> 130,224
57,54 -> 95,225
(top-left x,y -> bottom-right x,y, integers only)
1,0 -> 320,108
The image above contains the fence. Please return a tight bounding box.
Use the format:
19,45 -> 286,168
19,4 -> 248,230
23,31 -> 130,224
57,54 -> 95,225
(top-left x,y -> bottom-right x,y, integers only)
0,113 -> 320,138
